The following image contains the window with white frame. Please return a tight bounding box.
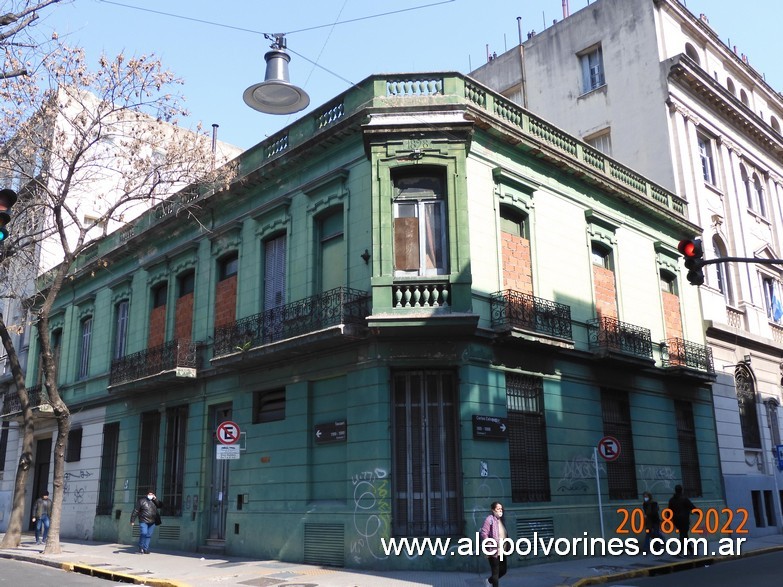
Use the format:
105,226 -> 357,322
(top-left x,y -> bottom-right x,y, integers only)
392,168 -> 448,277
77,316 -> 92,380
585,130 -> 612,155
580,46 -> 605,93
762,275 -> 783,324
697,134 -> 716,185
712,236 -> 733,305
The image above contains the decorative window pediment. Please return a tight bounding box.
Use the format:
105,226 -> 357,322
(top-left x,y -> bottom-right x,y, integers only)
585,209 -> 619,247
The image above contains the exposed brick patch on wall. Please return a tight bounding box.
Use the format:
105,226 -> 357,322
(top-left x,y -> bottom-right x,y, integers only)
148,305 -> 166,348
502,232 -> 534,295
593,265 -> 618,319
215,275 -> 237,328
175,293 -> 194,341
662,291 -> 683,340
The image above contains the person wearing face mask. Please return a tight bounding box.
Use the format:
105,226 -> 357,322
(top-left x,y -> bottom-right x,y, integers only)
479,502 -> 507,587
641,491 -> 662,553
130,488 -> 163,554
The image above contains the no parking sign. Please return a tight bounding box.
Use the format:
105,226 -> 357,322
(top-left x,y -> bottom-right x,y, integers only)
597,435 -> 621,462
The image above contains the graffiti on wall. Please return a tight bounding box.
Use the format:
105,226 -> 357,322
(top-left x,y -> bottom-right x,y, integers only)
350,468 -> 390,564
637,464 -> 675,494
63,470 -> 92,503
557,455 -> 604,493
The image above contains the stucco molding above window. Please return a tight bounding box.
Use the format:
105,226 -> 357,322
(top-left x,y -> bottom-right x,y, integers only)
585,209 -> 619,247
209,227 -> 242,260
492,167 -> 538,211
654,241 -> 681,275
255,214 -> 290,240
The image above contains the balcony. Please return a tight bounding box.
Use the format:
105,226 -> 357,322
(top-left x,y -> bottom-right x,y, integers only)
490,290 -> 574,346
661,338 -> 716,380
212,287 -> 370,367
587,317 -> 654,363
108,339 -> 200,392
1,385 -> 53,419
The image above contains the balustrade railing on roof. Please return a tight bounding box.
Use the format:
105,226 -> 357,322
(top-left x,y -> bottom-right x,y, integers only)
65,73 -> 688,280
587,317 -> 653,360
213,287 -> 370,358
490,290 -> 573,340
109,339 -> 198,387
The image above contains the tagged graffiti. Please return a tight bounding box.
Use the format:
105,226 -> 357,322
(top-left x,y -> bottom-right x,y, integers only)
350,468 -> 391,564
637,464 -> 675,493
557,455 -> 604,493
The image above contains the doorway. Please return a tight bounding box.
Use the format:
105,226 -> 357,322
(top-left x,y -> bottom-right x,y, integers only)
29,437 -> 51,531
208,404 -> 232,540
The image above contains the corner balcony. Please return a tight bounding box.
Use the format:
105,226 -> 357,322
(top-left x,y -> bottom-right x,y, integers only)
212,287 -> 370,368
108,339 -> 200,393
587,317 -> 654,365
661,338 -> 716,381
1,385 -> 53,420
490,290 -> 574,348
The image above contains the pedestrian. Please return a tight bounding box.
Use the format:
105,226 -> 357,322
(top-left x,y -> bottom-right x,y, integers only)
667,484 -> 695,555
130,488 -> 163,554
31,489 -> 52,545
479,501 -> 507,587
641,491 -> 662,553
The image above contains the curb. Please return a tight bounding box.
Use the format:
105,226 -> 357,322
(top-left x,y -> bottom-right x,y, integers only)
0,550 -> 188,587
64,562 -> 190,587
570,545 -> 783,587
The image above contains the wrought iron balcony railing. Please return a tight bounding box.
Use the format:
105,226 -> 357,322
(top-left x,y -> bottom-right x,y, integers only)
109,339 -> 199,387
662,338 -> 715,375
1,385 -> 49,418
490,290 -> 573,340
213,286 -> 370,358
587,317 -> 653,360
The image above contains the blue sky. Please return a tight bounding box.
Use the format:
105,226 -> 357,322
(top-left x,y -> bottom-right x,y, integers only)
36,0 -> 783,151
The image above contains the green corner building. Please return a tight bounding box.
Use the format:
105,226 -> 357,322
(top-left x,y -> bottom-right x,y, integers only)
13,72 -> 721,571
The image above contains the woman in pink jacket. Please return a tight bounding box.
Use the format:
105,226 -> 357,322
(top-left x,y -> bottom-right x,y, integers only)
479,501 -> 507,586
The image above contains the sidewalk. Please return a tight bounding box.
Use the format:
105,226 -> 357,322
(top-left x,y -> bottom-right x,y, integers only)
0,532 -> 782,587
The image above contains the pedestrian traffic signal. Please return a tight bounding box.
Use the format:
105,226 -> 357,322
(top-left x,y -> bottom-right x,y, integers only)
678,238 -> 705,286
0,188 -> 18,242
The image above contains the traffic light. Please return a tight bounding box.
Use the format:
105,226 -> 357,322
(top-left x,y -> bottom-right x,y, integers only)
678,238 -> 705,286
0,188 -> 17,242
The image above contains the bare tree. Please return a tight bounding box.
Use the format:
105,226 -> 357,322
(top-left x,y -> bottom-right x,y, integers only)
1,0 -> 65,79
0,40 -> 237,553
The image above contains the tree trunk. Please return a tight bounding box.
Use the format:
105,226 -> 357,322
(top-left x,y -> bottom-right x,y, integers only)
0,316 -> 35,548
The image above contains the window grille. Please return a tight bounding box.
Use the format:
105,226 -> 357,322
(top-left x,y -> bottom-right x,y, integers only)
96,422 -> 120,515
674,401 -> 702,497
507,374 -> 550,502
164,405 -> 188,516
137,411 -> 160,497
735,364 -> 761,449
600,389 -> 637,499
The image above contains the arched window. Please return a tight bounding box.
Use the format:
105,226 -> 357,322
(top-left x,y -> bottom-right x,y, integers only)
591,242 -> 611,269
685,43 -> 700,65
726,77 -> 736,96
740,164 -> 752,208
735,363 -> 761,449
740,89 -> 750,107
753,173 -> 766,216
711,236 -> 733,304
772,116 -> 782,135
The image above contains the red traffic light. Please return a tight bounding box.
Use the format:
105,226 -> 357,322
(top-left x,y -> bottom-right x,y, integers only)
678,239 -> 703,259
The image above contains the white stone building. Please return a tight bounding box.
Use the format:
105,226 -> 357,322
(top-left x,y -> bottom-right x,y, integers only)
471,0 -> 783,535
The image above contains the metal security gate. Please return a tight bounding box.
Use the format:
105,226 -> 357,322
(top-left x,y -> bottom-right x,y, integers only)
392,370 -> 460,536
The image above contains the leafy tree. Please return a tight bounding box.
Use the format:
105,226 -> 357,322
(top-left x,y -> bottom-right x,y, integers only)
0,38 -> 236,553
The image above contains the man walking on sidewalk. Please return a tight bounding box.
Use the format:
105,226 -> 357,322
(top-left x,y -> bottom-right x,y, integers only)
130,489 -> 163,554
31,490 -> 52,545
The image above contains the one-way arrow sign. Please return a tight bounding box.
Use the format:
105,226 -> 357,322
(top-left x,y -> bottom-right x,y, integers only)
472,415 -> 508,440
314,420 -> 347,444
